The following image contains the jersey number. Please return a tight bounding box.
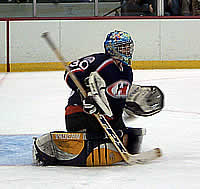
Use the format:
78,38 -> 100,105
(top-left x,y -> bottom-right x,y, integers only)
70,56 -> 95,71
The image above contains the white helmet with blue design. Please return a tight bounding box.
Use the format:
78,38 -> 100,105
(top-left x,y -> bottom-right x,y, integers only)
104,30 -> 134,66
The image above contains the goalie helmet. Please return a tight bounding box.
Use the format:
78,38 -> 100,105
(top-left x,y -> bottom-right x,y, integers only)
104,30 -> 134,66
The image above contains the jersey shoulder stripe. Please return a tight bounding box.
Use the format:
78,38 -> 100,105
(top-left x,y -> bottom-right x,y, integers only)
96,58 -> 114,72
64,68 -> 84,82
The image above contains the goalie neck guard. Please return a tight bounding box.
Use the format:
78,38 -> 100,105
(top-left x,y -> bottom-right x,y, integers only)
104,30 -> 134,66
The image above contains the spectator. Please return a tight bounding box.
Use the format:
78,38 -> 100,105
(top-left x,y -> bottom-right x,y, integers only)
149,0 -> 182,16
165,0 -> 181,15
121,0 -> 154,16
180,0 -> 192,15
191,0 -> 200,15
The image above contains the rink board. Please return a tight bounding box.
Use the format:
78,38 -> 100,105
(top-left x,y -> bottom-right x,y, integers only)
0,135 -> 38,166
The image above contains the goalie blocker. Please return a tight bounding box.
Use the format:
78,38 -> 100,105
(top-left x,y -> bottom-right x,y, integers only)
33,127 -> 146,166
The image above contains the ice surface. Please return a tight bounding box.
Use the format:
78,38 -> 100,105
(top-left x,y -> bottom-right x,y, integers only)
0,70 -> 200,189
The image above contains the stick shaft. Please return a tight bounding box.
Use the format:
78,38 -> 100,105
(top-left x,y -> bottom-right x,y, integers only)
42,32 -> 87,98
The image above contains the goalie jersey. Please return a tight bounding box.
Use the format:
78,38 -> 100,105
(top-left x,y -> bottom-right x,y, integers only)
64,53 -> 133,117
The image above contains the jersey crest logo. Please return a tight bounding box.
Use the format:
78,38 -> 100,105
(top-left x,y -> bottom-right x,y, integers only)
106,80 -> 130,98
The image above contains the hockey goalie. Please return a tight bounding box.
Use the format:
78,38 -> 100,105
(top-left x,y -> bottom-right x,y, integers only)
33,30 -> 164,166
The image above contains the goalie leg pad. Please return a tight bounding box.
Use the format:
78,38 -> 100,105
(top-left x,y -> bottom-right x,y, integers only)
33,128 -> 146,166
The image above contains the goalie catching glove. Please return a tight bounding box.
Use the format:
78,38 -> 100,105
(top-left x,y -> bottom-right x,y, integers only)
124,84 -> 164,117
82,72 -> 113,117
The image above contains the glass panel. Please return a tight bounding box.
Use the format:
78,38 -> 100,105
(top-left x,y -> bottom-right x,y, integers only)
99,1 -> 121,16
0,2 -> 33,17
37,2 -> 95,17
1,0 -> 200,17
0,0 -> 157,17
0,0 -> 95,17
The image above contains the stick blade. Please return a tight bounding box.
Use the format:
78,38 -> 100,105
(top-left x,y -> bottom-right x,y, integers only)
127,148 -> 162,165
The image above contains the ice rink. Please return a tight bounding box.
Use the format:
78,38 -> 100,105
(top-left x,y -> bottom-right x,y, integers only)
0,69 -> 200,189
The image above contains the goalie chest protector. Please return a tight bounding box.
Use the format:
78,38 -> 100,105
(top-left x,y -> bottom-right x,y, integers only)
33,128 -> 146,166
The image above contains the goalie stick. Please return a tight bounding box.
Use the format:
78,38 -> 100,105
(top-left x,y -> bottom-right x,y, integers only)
41,32 -> 162,165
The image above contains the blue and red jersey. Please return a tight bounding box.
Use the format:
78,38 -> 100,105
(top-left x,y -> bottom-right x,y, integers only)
64,53 -> 133,118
